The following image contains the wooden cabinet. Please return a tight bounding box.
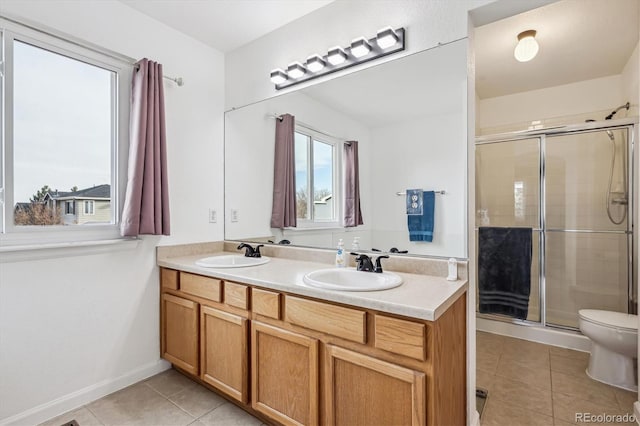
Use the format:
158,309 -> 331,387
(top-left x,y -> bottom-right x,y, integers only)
324,345 -> 425,426
159,267 -> 466,426
200,305 -> 249,403
161,293 -> 199,375
251,321 -> 319,426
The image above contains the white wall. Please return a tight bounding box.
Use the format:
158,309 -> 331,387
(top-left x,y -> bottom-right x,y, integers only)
478,75 -> 625,133
621,41 -> 640,117
370,109 -> 467,258
0,1 -> 225,424
225,0 -> 493,109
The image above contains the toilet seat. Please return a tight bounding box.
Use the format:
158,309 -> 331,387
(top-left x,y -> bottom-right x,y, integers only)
578,309 -> 637,332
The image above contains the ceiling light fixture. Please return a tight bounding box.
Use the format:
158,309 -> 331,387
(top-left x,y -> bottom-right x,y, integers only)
514,30 -> 539,62
287,62 -> 306,79
270,27 -> 405,90
350,37 -> 371,58
327,46 -> 347,66
270,69 -> 288,85
306,54 -> 326,72
376,26 -> 399,49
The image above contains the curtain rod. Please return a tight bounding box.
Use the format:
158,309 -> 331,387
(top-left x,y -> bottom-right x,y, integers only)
134,64 -> 184,87
268,114 -> 350,144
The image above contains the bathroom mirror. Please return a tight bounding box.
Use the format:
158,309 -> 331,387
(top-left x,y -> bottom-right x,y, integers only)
225,39 -> 468,258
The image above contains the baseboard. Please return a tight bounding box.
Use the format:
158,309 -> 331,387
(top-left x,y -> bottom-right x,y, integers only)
477,316 -> 591,352
469,409 -> 480,426
0,359 -> 171,426
634,401 -> 640,425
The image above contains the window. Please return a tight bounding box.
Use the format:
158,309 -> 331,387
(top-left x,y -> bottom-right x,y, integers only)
294,127 -> 341,227
83,200 -> 95,215
0,18 -> 131,244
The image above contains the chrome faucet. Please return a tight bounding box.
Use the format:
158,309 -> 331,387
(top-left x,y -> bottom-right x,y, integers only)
237,243 -> 263,258
351,253 -> 389,273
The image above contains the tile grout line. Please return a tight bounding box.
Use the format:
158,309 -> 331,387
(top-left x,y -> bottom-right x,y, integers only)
143,381 -> 200,423
83,403 -> 106,426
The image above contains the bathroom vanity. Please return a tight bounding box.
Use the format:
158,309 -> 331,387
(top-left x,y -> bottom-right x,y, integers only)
157,244 -> 467,426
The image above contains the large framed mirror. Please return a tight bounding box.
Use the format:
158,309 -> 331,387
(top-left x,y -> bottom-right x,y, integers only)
225,39 -> 468,258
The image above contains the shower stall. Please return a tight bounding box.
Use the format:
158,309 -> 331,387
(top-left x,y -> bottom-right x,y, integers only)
475,117 -> 637,331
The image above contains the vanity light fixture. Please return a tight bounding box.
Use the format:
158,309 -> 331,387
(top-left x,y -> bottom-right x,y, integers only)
306,54 -> 326,72
287,62 -> 306,79
514,30 -> 539,62
270,68 -> 288,85
327,46 -> 347,65
270,26 -> 405,90
350,37 -> 371,58
376,26 -> 400,49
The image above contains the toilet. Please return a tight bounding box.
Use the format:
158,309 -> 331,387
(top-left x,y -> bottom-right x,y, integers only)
578,309 -> 638,392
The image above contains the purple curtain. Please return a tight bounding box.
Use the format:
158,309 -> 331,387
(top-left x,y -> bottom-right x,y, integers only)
270,114 -> 297,228
344,141 -> 363,227
121,58 -> 170,237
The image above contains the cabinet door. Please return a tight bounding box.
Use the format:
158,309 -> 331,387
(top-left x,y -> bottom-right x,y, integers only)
161,293 -> 199,375
200,305 -> 248,402
251,321 -> 318,426
324,345 -> 425,426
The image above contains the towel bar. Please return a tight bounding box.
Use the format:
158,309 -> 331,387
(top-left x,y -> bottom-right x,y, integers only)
396,190 -> 446,196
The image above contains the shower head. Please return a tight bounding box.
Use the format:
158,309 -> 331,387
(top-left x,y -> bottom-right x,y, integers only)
605,102 -> 630,120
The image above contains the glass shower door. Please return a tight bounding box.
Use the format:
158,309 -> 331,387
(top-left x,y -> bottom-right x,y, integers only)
544,129 -> 630,328
475,138 -> 541,322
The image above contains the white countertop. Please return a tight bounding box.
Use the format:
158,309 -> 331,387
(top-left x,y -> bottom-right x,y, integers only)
158,252 -> 467,321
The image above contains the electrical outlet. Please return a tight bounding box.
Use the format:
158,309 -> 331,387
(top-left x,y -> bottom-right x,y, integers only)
208,209 -> 217,223
231,209 -> 239,222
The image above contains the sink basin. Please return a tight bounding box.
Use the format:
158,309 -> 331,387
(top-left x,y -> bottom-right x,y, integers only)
195,255 -> 270,268
303,268 -> 403,292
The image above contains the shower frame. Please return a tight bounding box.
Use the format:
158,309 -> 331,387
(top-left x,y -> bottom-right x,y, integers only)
475,117 -> 638,331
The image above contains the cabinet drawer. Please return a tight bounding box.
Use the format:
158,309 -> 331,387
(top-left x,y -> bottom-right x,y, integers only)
161,268 -> 179,290
285,296 -> 366,343
180,272 -> 222,302
224,282 -> 249,310
374,315 -> 426,361
252,288 -> 280,319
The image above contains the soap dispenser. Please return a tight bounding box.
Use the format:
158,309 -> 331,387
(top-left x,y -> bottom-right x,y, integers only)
335,239 -> 345,268
351,236 -> 360,251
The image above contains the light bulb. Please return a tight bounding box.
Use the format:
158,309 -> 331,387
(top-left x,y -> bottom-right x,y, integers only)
351,37 -> 371,58
327,46 -> 347,65
376,27 -> 399,49
287,62 -> 306,79
514,30 -> 539,62
306,54 -> 325,73
270,69 -> 287,85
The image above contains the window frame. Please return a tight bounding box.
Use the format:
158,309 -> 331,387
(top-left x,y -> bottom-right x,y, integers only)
293,125 -> 343,229
0,18 -> 131,246
83,200 -> 95,216
65,201 -> 75,216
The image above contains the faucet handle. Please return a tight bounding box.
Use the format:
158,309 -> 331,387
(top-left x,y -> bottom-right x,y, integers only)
254,245 -> 264,258
374,255 -> 389,273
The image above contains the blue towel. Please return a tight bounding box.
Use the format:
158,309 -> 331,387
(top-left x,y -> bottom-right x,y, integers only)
478,227 -> 532,320
407,191 -> 434,242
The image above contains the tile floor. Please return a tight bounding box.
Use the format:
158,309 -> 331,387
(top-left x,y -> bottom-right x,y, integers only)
40,369 -> 264,426
477,331 -> 637,426
40,333 -> 639,426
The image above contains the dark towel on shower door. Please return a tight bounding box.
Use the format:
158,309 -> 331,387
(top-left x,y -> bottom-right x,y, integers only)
478,227 -> 532,320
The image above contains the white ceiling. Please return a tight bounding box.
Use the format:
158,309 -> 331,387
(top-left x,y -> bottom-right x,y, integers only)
475,0 -> 639,99
120,0 -> 335,52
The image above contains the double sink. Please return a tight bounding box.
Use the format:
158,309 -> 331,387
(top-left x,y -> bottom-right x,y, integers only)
195,255 -> 403,292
